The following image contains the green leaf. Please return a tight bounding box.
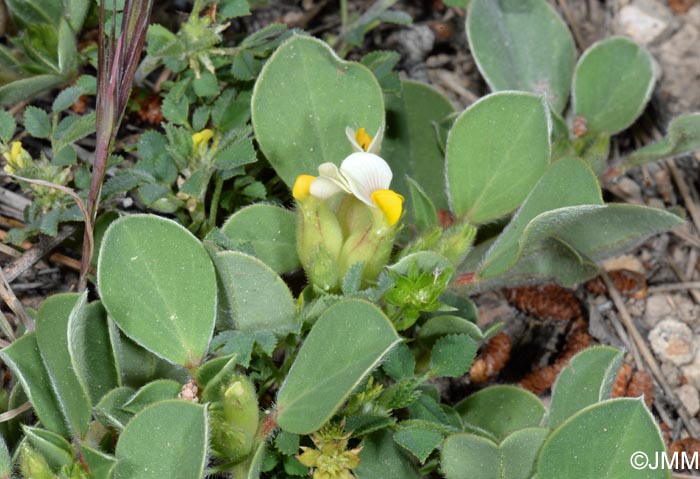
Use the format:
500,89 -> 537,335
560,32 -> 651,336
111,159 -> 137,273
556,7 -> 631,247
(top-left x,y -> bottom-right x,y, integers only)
446,92 -> 550,223
573,37 -> 654,135
23,105 -> 51,139
67,298 -> 120,405
276,299 -> 400,434
219,0 -> 251,18
82,445 -> 118,479
430,334 -> 477,377
94,386 -> 135,431
212,137 -> 257,170
477,204 -> 683,287
521,204 -> 683,264
52,86 -> 83,112
382,342 -> 416,381
0,335 -> 66,436
212,251 -> 298,334
23,426 -> 73,470
355,430 -> 420,479
0,435 -> 11,477
34,294 -> 92,438
456,385 -> 545,441
418,315 -> 484,345
479,157 -> 602,279
98,215 -> 217,367
56,18 -> 78,76
0,74 -> 65,107
441,427 -> 549,479
193,72 -> 218,97
275,430 -> 300,456
221,204 -> 299,274
406,177 -> 438,232
442,433 -> 500,479
393,423 -> 444,462
0,110 -> 16,142
53,111 -> 96,152
548,346 -> 624,429
114,400 -> 208,479
360,50 -> 401,94
622,113 -> 700,169
537,399 -> 669,479
467,0 -> 575,113
382,80 -> 455,209
252,35 -> 384,187
121,380 -> 182,414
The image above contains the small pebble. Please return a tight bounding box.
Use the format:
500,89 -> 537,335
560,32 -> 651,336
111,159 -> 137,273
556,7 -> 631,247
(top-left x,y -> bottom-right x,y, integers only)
675,384 -> 700,416
649,318 -> 696,365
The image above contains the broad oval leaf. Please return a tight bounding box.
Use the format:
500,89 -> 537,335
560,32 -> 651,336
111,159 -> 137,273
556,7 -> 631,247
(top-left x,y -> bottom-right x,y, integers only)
442,428 -> 549,479
276,299 -> 400,434
456,385 -> 545,441
114,400 -> 208,479
35,293 -> 92,438
548,346 -> 623,429
479,157 -> 602,279
212,251 -> 298,334
537,399 -> 669,479
0,333 -> 68,436
441,433 -> 500,479
252,35 -> 384,187
98,215 -> 217,367
355,430 -> 421,479
573,37 -> 654,135
381,80 -> 455,209
221,204 -> 299,274
446,92 -> 551,223
467,0 -> 576,113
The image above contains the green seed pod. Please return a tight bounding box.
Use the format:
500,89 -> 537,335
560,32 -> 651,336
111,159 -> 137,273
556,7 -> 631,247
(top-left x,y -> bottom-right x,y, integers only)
435,222 -> 477,265
210,375 -> 259,464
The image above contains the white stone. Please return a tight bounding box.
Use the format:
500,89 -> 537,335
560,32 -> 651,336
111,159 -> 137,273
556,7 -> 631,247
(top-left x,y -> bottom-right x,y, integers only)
675,384 -> 700,416
617,4 -> 669,45
649,318 -> 696,365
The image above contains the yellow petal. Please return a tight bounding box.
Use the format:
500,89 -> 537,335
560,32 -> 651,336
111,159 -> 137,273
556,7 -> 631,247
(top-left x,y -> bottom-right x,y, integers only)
293,174 -> 316,200
371,189 -> 403,225
355,128 -> 372,151
10,141 -> 25,168
191,129 -> 214,151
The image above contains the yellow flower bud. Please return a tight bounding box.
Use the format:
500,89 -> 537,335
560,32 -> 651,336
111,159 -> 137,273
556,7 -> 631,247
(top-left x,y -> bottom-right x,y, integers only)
371,189 -> 404,226
191,129 -> 214,151
293,174 -> 315,201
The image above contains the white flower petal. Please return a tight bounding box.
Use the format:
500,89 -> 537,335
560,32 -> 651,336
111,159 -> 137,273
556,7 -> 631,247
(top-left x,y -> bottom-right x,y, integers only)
310,176 -> 344,199
345,127 -> 364,153
340,152 -> 393,206
367,125 -> 385,155
317,162 -> 351,192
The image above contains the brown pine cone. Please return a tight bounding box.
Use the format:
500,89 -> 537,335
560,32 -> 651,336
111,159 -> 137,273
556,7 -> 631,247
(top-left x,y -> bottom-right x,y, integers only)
469,332 -> 511,383
504,285 -> 582,321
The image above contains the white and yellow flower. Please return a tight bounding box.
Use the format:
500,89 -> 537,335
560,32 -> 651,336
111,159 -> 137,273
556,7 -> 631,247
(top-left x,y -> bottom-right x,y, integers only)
292,126 -> 403,292
301,152 -> 404,226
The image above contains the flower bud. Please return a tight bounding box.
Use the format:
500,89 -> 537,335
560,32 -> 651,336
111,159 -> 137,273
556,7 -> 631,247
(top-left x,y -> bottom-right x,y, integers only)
210,375 -> 259,464
295,186 -> 344,292
19,444 -> 56,479
337,205 -> 397,283
435,221 -> 477,265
